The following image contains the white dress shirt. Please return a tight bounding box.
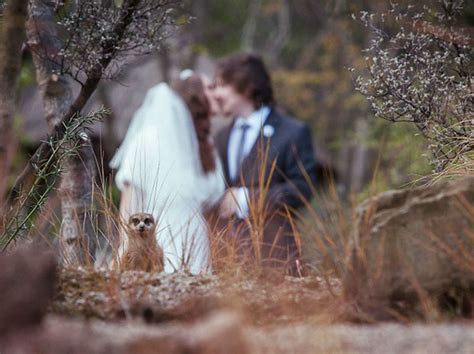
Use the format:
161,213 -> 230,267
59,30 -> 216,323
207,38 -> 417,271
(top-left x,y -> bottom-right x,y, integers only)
227,106 -> 271,218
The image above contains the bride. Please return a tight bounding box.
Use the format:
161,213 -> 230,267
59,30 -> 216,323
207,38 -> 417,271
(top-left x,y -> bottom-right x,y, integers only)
110,70 -> 225,274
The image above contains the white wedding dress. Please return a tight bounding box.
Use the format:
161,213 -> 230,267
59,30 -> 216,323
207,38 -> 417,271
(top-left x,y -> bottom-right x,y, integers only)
110,83 -> 225,274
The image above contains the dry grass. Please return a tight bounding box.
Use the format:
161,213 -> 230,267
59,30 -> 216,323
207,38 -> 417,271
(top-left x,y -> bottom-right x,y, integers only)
3,133 -> 474,327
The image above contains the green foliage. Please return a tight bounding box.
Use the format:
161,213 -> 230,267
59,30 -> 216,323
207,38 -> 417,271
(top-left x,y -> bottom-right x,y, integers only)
272,70 -> 320,124
18,59 -> 36,88
272,25 -> 369,152
188,1 -> 466,273
272,18 -> 433,193
0,108 -> 110,250
199,0 -> 250,56
355,0 -> 473,172
9,114 -> 34,189
357,120 -> 432,200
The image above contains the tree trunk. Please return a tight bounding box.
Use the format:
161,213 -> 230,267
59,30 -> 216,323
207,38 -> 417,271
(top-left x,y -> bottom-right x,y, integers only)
26,0 -> 73,130
264,0 -> 291,66
350,119 -> 369,193
241,0 -> 262,51
0,0 -> 29,216
12,0 -> 142,203
158,44 -> 171,83
26,0 -> 96,265
59,134 -> 96,265
97,83 -> 119,161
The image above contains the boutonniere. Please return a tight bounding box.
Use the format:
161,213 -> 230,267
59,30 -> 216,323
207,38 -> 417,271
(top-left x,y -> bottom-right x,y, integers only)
263,125 -> 275,138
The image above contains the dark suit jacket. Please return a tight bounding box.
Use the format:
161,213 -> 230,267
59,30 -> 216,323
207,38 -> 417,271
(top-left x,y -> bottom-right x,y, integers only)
213,108 -> 317,275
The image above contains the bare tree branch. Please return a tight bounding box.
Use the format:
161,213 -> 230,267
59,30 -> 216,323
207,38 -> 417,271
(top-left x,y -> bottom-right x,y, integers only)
241,0 -> 262,51
27,0 -> 96,264
264,0 -> 291,64
354,1 -> 473,171
13,0 -> 156,196
10,0 -> 179,262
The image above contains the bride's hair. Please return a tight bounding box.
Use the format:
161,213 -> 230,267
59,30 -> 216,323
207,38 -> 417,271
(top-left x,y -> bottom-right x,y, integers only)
172,74 -> 216,174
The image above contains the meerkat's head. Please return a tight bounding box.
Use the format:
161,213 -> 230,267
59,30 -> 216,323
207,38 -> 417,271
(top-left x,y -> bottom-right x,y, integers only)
128,212 -> 156,238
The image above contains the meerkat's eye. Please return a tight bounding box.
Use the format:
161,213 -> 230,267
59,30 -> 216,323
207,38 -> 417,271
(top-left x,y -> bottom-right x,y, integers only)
144,218 -> 152,225
132,217 -> 140,225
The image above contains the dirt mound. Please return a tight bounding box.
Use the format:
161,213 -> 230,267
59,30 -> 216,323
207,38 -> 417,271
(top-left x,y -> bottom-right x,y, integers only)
52,267 -> 340,324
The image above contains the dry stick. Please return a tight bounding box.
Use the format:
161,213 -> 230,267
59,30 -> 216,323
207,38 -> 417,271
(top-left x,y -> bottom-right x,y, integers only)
10,0 -> 141,200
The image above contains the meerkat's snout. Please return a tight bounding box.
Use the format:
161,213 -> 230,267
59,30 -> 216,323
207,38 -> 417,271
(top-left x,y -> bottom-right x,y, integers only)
129,214 -> 155,236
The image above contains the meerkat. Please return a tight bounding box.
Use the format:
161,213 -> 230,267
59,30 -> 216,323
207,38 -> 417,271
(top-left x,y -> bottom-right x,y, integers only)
119,212 -> 164,272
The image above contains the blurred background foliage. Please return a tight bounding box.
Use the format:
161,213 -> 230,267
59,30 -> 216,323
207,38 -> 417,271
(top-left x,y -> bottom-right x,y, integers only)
8,0 -> 474,198
181,0 -> 443,195
176,0 -> 471,267
3,0 -> 471,267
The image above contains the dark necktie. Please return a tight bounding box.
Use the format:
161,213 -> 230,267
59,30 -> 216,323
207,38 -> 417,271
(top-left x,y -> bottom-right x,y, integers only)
234,123 -> 250,181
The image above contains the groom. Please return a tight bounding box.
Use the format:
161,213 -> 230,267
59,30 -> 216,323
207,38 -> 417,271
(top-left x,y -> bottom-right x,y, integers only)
213,53 -> 317,276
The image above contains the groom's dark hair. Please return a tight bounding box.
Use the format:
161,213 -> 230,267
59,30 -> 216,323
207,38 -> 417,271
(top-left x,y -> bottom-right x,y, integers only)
216,53 -> 274,108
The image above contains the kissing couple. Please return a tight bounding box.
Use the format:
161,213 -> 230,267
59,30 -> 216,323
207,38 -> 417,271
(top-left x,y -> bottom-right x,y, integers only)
110,52 -> 317,276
